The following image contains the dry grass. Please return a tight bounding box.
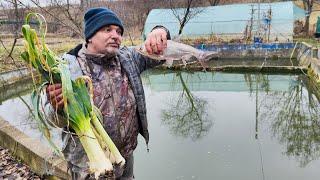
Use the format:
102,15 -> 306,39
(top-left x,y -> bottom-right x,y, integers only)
0,37 -> 80,72
294,37 -> 320,47
0,36 -> 143,73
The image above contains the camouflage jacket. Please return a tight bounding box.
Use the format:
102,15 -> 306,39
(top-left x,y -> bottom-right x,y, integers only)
64,44 -> 162,140
45,44 -> 163,175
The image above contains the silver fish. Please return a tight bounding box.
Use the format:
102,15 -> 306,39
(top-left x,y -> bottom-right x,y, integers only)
135,40 -> 218,69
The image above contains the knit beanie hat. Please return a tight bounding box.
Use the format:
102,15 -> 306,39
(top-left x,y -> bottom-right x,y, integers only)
84,7 -> 124,41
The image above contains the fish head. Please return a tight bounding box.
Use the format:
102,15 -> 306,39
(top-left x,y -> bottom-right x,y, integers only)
135,44 -> 165,61
135,44 -> 146,55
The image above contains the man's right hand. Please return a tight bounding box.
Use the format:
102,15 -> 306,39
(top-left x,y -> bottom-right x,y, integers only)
46,83 -> 64,110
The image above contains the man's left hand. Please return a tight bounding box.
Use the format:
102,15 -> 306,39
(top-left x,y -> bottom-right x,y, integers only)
144,28 -> 168,55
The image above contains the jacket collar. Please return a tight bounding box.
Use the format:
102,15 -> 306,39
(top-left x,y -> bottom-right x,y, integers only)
77,43 -> 118,67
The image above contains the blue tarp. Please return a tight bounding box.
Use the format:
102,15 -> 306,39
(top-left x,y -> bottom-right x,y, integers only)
195,43 -> 295,51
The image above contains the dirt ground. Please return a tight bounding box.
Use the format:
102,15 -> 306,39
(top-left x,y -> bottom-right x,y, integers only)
0,146 -> 42,180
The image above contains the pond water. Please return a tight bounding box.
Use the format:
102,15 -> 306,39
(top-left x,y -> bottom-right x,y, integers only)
0,70 -> 320,180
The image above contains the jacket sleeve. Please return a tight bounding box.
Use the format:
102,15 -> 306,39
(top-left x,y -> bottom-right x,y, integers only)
121,46 -> 165,74
124,25 -> 171,73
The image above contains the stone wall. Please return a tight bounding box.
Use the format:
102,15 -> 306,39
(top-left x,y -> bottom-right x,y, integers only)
295,42 -> 320,82
0,68 -> 30,85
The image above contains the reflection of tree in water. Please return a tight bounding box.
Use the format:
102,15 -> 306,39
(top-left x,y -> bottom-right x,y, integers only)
161,71 -> 213,140
260,75 -> 320,167
18,94 -> 62,155
244,73 -> 270,95
244,73 -> 271,140
17,95 -> 38,130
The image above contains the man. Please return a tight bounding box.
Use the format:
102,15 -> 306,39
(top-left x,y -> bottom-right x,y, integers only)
45,7 -> 170,179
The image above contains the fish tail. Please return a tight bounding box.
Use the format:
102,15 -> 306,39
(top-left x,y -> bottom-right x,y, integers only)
165,59 -> 174,67
199,52 -> 209,71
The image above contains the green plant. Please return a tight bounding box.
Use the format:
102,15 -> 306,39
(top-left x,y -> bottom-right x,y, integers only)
21,13 -> 124,178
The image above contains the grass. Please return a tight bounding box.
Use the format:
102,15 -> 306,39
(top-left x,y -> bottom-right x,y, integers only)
0,38 -> 78,73
0,45 -> 26,72
1,34 -> 318,73
294,37 -> 320,47
0,36 -> 143,73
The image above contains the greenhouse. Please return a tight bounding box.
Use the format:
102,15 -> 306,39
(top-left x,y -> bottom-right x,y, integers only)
143,1 -> 305,42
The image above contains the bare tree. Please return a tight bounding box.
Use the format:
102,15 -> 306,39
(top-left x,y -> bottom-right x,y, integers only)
48,0 -> 84,36
168,0 -> 205,35
13,0 -> 19,37
0,0 -> 28,67
132,0 -> 162,32
1,0 -> 27,32
207,0 -> 220,6
97,0 -> 167,37
303,0 -> 314,36
260,76 -> 320,167
80,0 -> 89,10
8,0 -> 19,59
161,71 -> 212,140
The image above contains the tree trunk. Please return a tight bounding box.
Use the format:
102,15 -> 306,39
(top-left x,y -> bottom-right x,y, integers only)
13,0 -> 19,39
305,15 -> 310,36
178,12 -> 188,34
178,1 -> 192,35
80,0 -> 89,11
303,0 -> 314,36
208,0 -> 220,6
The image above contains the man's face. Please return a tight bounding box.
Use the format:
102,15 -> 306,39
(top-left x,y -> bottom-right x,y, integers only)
88,25 -> 122,55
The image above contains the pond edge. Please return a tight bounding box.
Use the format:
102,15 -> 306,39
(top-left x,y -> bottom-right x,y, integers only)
0,116 -> 70,179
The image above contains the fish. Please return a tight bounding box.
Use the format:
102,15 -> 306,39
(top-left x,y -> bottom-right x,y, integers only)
135,40 -> 218,70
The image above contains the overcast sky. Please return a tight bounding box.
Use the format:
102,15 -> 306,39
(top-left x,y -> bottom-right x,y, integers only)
1,0 -> 80,8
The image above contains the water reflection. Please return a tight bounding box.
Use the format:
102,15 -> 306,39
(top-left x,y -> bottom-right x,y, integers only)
243,73 -> 271,139
0,80 -> 33,104
3,71 -> 320,179
259,75 -> 320,167
154,71 -> 320,166
244,73 -> 271,95
161,71 -> 213,140
0,81 -> 35,129
0,80 -> 62,149
17,95 -> 37,127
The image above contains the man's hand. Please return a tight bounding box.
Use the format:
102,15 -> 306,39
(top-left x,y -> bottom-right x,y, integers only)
46,83 -> 64,110
144,28 -> 168,55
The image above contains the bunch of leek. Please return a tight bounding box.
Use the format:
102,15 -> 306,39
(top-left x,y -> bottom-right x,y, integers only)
20,13 -> 125,178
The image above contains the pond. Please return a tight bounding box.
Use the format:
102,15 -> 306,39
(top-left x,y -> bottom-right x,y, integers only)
0,70 -> 320,180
